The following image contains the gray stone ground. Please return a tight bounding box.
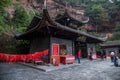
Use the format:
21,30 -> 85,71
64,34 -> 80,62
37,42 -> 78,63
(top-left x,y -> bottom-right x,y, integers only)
0,59 -> 120,80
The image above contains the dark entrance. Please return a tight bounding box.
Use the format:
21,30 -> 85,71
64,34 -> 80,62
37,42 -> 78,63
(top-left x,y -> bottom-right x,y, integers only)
75,42 -> 87,58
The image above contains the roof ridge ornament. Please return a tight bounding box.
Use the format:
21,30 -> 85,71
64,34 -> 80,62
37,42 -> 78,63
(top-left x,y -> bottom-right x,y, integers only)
43,0 -> 47,9
65,1 -> 68,9
65,1 -> 69,13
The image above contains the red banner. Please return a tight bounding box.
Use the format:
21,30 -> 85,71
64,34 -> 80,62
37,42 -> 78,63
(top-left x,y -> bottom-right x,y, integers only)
0,49 -> 49,63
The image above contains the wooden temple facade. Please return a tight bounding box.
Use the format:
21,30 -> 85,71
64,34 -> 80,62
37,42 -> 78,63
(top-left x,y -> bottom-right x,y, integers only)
14,8 -> 104,63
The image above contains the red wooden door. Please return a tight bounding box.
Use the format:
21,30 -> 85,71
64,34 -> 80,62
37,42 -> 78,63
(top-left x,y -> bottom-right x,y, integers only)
52,43 -> 59,55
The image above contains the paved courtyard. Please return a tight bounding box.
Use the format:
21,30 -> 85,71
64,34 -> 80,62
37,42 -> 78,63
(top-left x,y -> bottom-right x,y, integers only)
0,59 -> 120,80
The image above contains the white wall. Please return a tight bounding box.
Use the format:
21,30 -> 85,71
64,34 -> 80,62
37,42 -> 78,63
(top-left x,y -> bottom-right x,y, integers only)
87,44 -> 96,54
105,47 -> 119,55
50,37 -> 73,54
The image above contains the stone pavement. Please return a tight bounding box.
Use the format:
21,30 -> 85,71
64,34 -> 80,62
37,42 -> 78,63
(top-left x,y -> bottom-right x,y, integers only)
18,59 -> 90,72
1,59 -> 120,80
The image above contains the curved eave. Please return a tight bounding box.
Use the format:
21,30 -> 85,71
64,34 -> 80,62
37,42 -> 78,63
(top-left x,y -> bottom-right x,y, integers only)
61,10 -> 89,24
52,21 -> 104,43
68,15 -> 89,24
101,41 -> 120,47
13,15 -> 45,39
13,9 -> 50,39
41,9 -> 104,43
101,44 -> 120,47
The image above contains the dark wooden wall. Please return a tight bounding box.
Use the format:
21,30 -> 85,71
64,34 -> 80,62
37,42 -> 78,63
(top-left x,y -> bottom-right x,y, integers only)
29,37 -> 50,53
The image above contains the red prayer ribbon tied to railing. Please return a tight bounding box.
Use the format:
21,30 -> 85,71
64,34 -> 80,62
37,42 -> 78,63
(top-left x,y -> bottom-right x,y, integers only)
0,49 -> 49,63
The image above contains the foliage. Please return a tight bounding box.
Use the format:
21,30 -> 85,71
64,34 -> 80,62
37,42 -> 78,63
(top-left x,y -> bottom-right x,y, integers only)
87,4 -> 109,23
0,33 -> 30,54
0,0 -> 120,53
114,23 -> 120,31
0,0 -> 12,9
0,13 -> 5,32
12,3 -> 35,32
55,0 -> 81,5
15,40 -> 30,54
108,23 -> 120,40
114,1 -> 120,15
0,10 -> 11,34
108,32 -> 120,40
96,44 -> 102,52
0,1 -> 38,53
0,33 -> 16,53
56,0 -> 120,41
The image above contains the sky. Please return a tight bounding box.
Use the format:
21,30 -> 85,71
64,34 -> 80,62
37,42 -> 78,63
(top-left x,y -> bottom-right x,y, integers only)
109,0 -> 114,3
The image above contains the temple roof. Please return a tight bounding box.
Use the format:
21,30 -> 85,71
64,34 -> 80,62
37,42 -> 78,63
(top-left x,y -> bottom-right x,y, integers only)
29,0 -> 89,23
101,40 -> 120,47
13,9 -> 105,43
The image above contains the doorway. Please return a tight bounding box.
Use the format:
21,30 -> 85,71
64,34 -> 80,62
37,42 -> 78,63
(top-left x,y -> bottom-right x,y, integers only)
59,44 -> 67,55
75,42 -> 87,58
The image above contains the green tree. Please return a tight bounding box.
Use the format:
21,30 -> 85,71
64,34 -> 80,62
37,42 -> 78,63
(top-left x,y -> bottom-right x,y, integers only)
0,0 -> 12,10
12,4 -> 35,32
87,4 -> 109,33
114,23 -> 120,31
0,1 -> 37,53
109,23 -> 120,40
0,9 -> 11,34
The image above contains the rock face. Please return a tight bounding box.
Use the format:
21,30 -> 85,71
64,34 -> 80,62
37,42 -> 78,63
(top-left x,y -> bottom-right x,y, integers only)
11,0 -> 118,37
12,0 -> 88,22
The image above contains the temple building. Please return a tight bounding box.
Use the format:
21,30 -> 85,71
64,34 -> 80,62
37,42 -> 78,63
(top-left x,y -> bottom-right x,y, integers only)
14,2 -> 104,63
101,40 -> 120,58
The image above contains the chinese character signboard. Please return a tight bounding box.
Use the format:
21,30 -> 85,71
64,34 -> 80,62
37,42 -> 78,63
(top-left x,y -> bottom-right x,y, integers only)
76,36 -> 86,42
